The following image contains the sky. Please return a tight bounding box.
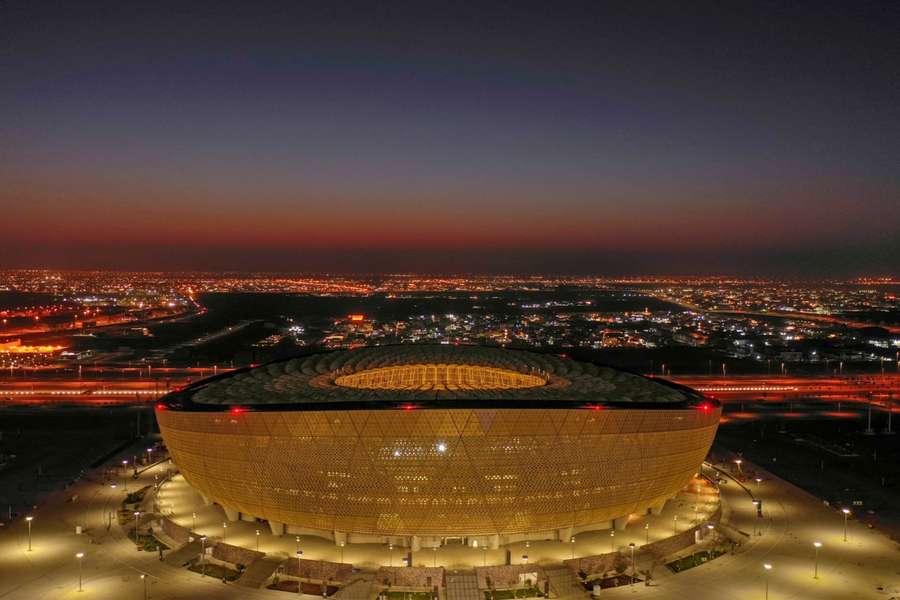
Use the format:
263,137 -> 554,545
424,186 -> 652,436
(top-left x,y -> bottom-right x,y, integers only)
1,1 -> 898,276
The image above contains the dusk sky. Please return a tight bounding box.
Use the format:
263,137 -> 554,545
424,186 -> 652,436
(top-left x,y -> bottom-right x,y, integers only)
1,1 -> 898,276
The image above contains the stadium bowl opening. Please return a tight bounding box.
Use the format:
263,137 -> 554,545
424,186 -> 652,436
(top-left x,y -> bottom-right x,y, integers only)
333,363 -> 548,390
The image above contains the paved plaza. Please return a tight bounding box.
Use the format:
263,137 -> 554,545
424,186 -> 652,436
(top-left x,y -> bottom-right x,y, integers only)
0,439 -> 898,599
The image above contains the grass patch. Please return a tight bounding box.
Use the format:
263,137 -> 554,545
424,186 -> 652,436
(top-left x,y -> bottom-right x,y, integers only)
187,559 -> 241,581
268,581 -> 340,595
129,530 -> 168,552
484,588 -> 543,600
666,549 -> 727,573
384,592 -> 434,600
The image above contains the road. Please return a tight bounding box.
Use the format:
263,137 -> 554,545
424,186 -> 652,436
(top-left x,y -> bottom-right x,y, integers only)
655,295 -> 900,334
669,374 -> 900,405
3,373 -> 898,407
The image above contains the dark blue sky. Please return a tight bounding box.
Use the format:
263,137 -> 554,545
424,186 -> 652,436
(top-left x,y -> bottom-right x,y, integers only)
1,1 -> 898,275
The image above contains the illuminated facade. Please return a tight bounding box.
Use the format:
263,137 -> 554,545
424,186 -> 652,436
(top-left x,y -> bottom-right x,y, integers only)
156,345 -> 720,548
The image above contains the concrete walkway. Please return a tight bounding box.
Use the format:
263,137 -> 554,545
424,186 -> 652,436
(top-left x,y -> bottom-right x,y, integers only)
1,443 -> 898,599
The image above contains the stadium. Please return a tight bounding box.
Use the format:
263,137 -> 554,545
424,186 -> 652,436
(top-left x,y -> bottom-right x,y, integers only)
155,345 -> 720,550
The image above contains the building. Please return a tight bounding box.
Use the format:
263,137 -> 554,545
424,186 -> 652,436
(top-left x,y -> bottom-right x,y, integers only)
156,345 -> 719,550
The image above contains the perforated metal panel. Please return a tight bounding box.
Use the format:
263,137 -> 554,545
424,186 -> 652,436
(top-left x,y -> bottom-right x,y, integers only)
157,405 -> 719,538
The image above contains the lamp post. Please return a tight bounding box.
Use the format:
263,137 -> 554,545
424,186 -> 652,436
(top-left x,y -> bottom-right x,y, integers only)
147,447 -> 153,465
141,573 -> 148,600
122,460 -> 129,491
645,522 -> 649,545
256,529 -> 261,551
25,516 -> 33,551
813,542 -> 822,579
200,536 -> 207,577
389,543 -> 394,567
734,458 -> 742,474
755,477 -> 762,489
673,514 -> 678,535
752,500 -> 761,535
628,543 -> 636,585
222,522 -> 227,543
296,549 -> 303,596
763,563 -> 772,600
482,545 -> 487,567
76,552 -> 85,592
134,511 -> 141,540
570,536 -> 576,559
340,541 -> 345,564
609,530 -> 615,552
192,512 -> 196,531
842,509 -> 850,542
296,535 -> 301,553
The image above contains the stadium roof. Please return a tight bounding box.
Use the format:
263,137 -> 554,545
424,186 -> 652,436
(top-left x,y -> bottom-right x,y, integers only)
162,345 -> 706,411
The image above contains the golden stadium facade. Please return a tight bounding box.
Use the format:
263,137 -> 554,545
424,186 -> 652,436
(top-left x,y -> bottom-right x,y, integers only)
156,345 -> 720,549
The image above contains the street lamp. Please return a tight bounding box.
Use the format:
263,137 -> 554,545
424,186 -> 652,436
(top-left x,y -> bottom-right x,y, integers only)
570,536 -> 576,559
296,535 -> 301,553
147,447 -> 153,464
755,477 -> 762,489
122,460 -> 129,491
76,552 -> 85,592
752,500 -> 761,535
734,459 -> 743,473
673,514 -> 678,535
141,574 -> 148,600
192,512 -> 196,531
340,541 -> 345,564
296,549 -> 304,596
842,509 -> 850,542
763,563 -> 772,599
25,516 -> 33,551
609,529 -> 615,552
628,543 -> 636,585
222,522 -> 227,542
256,529 -> 261,551
644,522 -> 650,545
813,542 -> 822,579
200,536 -> 208,577
389,543 -> 394,567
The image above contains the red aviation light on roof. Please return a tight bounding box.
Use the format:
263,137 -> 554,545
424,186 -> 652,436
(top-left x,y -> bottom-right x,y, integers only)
400,404 -> 418,411
155,403 -> 166,411
584,403 -> 605,411
696,402 -> 713,414
230,406 -> 247,415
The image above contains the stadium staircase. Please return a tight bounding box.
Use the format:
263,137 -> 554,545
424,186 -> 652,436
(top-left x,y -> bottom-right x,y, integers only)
445,572 -> 480,600
544,565 -> 588,600
163,540 -> 201,567
332,572 -> 377,600
237,555 -> 284,588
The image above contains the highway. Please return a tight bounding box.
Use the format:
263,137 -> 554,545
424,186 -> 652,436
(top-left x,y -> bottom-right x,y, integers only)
669,374 -> 900,403
1,372 -> 899,407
